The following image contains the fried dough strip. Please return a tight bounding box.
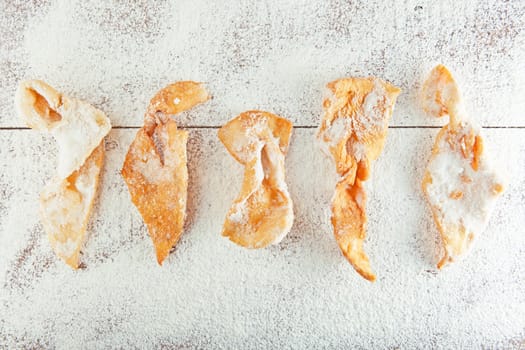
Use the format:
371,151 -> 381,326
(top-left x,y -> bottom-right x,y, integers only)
318,77 -> 400,281
16,80 -> 111,268
421,65 -> 505,269
122,81 -> 209,264
218,111 -> 294,248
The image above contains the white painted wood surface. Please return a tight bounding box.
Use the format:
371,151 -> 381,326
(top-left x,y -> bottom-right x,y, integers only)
0,0 -> 524,348
1,0 -> 524,128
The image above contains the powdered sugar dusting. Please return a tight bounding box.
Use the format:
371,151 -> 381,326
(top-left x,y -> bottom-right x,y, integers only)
0,0 -> 524,348
228,202 -> 247,224
0,128 -> 524,348
52,237 -> 79,258
15,80 -> 111,179
130,147 -> 171,184
221,112 -> 293,247
320,117 -> 351,152
359,80 -> 388,130
1,1 -> 522,128
425,120 -> 506,261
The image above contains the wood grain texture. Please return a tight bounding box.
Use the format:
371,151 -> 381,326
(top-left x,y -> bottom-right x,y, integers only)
0,129 -> 524,348
0,0 -> 524,128
1,0 -> 524,348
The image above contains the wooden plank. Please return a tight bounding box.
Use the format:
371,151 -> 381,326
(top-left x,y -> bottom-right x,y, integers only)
0,0 -> 524,128
0,128 -> 523,347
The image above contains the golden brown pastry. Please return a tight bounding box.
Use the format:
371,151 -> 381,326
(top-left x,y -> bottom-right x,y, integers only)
317,77 -> 401,281
218,111 -> 294,248
421,65 -> 505,269
15,80 -> 111,268
121,81 -> 209,264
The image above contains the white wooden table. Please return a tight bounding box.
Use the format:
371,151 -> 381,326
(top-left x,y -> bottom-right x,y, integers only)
1,1 -> 524,348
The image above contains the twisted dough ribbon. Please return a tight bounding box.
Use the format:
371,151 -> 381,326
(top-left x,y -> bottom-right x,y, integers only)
421,65 -> 505,269
16,80 -> 111,268
318,77 -> 400,281
122,81 -> 209,264
219,111 -> 294,248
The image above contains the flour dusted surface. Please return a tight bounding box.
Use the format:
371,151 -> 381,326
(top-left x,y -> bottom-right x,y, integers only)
1,0 -> 523,128
1,129 -> 524,348
0,0 -> 524,348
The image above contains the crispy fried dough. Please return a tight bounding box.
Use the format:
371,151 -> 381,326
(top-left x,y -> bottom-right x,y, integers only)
318,77 -> 400,281
15,80 -> 111,268
218,111 -> 294,248
421,65 -> 505,269
122,81 -> 209,264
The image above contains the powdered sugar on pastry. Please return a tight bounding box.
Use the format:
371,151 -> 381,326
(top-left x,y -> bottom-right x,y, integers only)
219,111 -> 294,248
426,126 -> 501,234
40,143 -> 104,267
121,81 -> 210,265
15,80 -> 110,268
318,77 -> 400,281
16,80 -> 111,178
421,65 -> 505,269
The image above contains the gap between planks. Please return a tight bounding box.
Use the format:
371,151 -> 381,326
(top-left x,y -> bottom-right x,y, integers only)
0,125 -> 524,131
